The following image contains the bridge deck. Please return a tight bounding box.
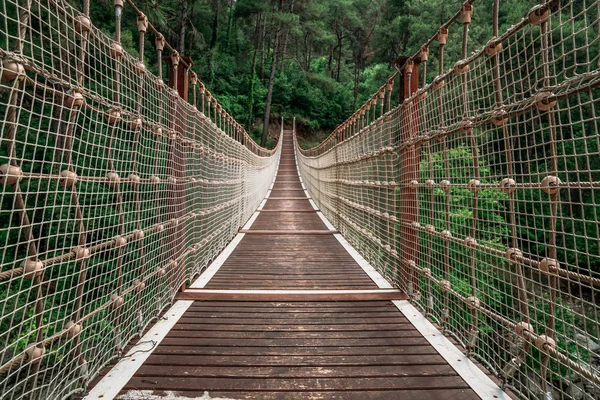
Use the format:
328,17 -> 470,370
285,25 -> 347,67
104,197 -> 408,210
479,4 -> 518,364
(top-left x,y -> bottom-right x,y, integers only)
99,131 -> 484,399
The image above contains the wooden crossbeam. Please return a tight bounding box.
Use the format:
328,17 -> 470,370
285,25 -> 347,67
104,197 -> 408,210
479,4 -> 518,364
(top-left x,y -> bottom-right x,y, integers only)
176,289 -> 408,301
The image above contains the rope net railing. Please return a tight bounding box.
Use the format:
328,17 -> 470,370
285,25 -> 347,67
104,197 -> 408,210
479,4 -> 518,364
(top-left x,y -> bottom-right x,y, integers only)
0,0 -> 279,399
296,0 -> 600,398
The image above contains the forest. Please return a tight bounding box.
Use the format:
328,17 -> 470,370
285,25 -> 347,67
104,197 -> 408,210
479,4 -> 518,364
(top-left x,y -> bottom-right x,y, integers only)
82,0 -> 534,146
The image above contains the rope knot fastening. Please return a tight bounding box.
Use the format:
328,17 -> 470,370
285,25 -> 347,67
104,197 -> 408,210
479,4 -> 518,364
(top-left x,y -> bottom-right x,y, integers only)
459,120 -> 473,134
113,236 -> 127,248
21,259 -> 44,279
63,91 -> 84,108
499,178 -> 516,194
171,51 -> 180,67
59,170 -> 78,188
535,335 -> 556,353
73,246 -> 90,260
130,117 -> 142,130
464,236 -> 478,248
107,109 -> 121,124
540,175 -> 561,195
111,294 -> 124,308
425,179 -> 435,189
133,279 -> 146,292
439,180 -> 451,192
155,34 -> 165,51
1,59 -> 25,82
441,230 -> 452,240
137,14 -> 148,33
439,280 -> 451,292
110,43 -> 124,58
132,229 -> 144,240
461,3 -> 473,24
190,72 -> 198,86
432,76 -> 444,89
25,345 -> 45,364
466,296 -> 480,310
534,91 -> 557,111
539,258 -> 559,275
420,46 -> 429,62
453,61 -> 469,74
128,173 -> 140,186
438,27 -> 448,45
506,248 -> 523,261
66,321 -> 82,338
106,172 -> 121,186
528,4 -> 550,25
154,77 -> 165,89
515,321 -> 533,338
134,61 -> 146,75
114,0 -> 124,8
386,78 -> 394,91
485,39 -> 503,56
0,164 -> 23,186
74,16 -> 92,34
491,109 -> 508,126
404,59 -> 415,74
467,179 -> 481,193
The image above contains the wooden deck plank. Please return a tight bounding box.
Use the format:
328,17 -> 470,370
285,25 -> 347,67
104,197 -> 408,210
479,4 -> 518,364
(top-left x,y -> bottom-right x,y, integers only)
135,364 -> 459,378
205,233 -> 378,290
109,132 -> 483,400
123,375 -> 471,391
143,354 -> 448,366
118,389 -> 480,400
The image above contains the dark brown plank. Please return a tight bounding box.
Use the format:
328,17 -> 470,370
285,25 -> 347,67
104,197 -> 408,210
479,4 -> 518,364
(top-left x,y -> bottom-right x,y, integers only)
136,365 -> 458,378
143,354 -> 447,367
118,389 -> 480,400
239,230 -> 337,234
123,376 -> 470,391
175,291 -> 409,301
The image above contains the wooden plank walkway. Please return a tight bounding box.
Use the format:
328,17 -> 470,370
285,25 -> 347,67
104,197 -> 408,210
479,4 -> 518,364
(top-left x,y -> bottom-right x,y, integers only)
109,131 -> 483,399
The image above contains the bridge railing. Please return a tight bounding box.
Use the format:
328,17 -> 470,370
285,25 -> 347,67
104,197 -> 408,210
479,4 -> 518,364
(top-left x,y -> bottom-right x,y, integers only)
297,1 -> 600,399
0,1 -> 279,399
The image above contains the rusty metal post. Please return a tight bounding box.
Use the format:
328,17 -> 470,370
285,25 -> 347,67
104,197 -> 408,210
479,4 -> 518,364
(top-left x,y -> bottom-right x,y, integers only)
398,58 -> 420,295
164,55 -> 192,290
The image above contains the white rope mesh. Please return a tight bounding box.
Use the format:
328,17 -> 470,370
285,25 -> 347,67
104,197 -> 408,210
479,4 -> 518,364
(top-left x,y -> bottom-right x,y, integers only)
0,1 -> 279,399
297,1 -> 600,399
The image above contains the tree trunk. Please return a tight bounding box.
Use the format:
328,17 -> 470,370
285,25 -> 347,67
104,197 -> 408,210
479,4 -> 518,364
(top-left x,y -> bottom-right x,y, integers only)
248,49 -> 258,126
261,0 -> 284,147
209,0 -> 220,49
178,0 -> 189,53
336,37 -> 343,81
279,0 -> 295,71
248,14 -> 261,126
226,0 -> 234,47
328,44 -> 334,79
260,13 -> 267,81
353,62 -> 360,109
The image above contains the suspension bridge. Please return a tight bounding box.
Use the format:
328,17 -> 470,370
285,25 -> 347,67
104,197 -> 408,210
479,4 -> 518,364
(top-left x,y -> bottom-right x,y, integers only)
0,0 -> 599,399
